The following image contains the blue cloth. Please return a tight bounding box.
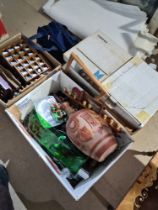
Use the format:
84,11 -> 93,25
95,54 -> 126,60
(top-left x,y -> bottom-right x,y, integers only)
29,21 -> 80,63
0,165 -> 14,210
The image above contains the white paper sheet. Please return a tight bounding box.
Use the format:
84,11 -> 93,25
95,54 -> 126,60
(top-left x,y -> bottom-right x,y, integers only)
43,0 -> 147,54
102,57 -> 158,125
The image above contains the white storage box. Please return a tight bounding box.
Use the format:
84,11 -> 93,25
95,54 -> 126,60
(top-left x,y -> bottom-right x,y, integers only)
6,71 -> 132,200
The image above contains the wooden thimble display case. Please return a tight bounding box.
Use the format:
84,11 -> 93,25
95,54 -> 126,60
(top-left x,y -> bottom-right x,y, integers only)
1,37 -> 51,84
0,34 -> 60,107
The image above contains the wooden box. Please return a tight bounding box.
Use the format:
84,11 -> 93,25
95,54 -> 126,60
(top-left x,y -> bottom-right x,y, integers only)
0,33 -> 61,108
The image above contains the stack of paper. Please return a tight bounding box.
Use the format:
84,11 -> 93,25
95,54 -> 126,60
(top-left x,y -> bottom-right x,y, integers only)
64,32 -> 132,80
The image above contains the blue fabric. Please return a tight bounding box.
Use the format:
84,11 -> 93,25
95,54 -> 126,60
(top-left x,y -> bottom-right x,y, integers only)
29,21 -> 80,63
0,165 -> 9,188
0,165 -> 14,210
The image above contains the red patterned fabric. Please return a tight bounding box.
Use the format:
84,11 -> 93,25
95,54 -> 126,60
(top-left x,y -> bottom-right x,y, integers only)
0,19 -> 7,38
66,109 -> 118,162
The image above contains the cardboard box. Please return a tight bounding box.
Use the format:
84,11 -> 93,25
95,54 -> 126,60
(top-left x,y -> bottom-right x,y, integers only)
0,33 -> 61,108
64,32 -> 158,131
6,71 -> 132,200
